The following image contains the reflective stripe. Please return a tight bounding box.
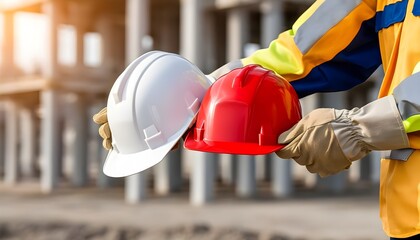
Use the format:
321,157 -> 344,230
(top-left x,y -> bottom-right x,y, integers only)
375,0 -> 408,32
414,62 -> 420,74
401,63 -> 420,133
291,0 -> 325,34
393,72 -> 420,133
382,149 -> 414,161
413,0 -> 420,15
294,0 -> 362,54
390,149 -> 413,161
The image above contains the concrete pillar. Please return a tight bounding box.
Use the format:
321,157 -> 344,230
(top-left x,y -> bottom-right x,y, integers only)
212,154 -> 220,182
219,154 -> 236,185
264,157 -> 272,181
40,90 -> 62,193
180,0 -> 205,67
40,1 -> 62,193
125,0 -> 150,203
190,152 -> 216,206
57,119 -> 65,179
201,4 -> 218,73
125,0 -> 150,62
0,12 -> 15,77
95,18 -> 111,72
271,154 -> 293,197
236,155 -> 256,198
0,103 -> 4,177
19,107 -> 36,178
181,148 -> 192,178
227,8 -> 249,61
42,2 -> 60,77
358,155 -> 371,182
261,0 -> 285,48
4,100 -> 20,184
254,155 -> 266,181
75,21 -> 86,70
370,151 -> 381,184
70,95 -> 88,187
156,7 -> 175,52
95,17 -> 124,76
125,172 -> 149,204
154,147 -> 183,195
96,140 -> 114,188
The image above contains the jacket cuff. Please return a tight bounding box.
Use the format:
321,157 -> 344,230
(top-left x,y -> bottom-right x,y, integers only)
331,96 -> 409,161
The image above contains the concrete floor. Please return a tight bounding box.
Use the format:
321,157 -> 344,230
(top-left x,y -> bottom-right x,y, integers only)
0,182 -> 387,240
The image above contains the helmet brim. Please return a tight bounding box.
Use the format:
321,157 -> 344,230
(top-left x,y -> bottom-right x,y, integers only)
184,130 -> 285,155
103,125 -> 188,178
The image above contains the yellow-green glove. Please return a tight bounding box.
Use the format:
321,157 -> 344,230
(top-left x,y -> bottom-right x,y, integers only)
92,107 -> 112,150
276,96 -> 410,177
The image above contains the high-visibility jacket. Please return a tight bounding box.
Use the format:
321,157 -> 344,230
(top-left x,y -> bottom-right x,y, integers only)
238,0 -> 420,238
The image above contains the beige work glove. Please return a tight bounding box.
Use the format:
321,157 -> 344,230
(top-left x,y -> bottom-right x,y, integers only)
92,107 -> 112,150
276,96 -> 410,177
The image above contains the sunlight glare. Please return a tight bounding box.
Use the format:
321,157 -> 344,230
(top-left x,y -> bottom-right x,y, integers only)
14,12 -> 47,74
0,0 -> 26,8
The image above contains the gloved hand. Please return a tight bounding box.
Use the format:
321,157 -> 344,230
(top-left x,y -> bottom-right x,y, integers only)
92,107 -> 112,150
276,95 -> 410,177
92,107 -> 185,151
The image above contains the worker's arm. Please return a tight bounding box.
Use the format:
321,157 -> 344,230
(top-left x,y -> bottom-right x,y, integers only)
213,0 -> 420,176
211,0 -> 380,98
275,63 -> 420,177
276,95 -> 410,177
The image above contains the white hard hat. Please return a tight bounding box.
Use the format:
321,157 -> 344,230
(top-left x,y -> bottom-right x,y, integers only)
104,51 -> 213,177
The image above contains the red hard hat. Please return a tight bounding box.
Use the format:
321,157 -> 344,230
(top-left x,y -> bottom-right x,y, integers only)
184,64 -> 302,155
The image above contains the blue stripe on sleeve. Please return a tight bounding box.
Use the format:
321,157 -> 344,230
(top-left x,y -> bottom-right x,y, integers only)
375,0 -> 408,32
291,17 -> 381,98
413,0 -> 420,16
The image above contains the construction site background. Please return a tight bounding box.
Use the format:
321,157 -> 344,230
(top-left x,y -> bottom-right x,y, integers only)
0,0 -> 387,239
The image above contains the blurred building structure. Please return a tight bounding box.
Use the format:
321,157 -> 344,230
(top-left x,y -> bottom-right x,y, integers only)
0,0 -> 382,205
